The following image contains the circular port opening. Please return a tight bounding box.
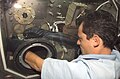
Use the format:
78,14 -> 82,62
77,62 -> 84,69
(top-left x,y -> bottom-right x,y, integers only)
19,43 -> 52,69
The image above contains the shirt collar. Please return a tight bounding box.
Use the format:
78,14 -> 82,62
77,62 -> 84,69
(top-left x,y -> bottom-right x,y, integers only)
79,54 -> 116,60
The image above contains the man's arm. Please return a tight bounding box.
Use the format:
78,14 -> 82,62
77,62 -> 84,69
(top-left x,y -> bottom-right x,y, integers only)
25,51 -> 44,72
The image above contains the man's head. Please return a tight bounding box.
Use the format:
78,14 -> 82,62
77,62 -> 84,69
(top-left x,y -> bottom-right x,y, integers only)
76,10 -> 118,54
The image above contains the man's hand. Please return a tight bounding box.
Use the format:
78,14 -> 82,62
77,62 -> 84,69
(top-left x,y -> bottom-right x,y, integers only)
25,51 -> 44,72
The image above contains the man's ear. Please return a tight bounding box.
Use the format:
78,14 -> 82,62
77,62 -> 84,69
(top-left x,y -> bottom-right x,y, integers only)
91,34 -> 100,47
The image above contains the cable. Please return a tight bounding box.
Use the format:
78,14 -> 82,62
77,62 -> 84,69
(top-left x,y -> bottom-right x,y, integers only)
95,0 -> 109,11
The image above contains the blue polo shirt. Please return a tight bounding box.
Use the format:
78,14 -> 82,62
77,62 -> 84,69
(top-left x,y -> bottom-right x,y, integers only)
41,50 -> 120,79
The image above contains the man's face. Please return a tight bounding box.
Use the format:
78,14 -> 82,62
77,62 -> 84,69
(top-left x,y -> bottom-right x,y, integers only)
77,22 -> 94,54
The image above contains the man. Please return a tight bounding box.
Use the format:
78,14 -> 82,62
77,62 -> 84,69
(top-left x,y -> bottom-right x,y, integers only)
25,10 -> 120,79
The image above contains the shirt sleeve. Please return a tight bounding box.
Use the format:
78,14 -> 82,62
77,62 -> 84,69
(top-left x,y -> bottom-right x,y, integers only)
41,58 -> 90,79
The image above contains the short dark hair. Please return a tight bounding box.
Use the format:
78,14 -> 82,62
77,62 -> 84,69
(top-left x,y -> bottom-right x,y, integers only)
76,10 -> 118,50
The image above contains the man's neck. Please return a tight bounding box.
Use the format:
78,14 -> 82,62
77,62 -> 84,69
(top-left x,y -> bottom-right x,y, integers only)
97,47 -> 112,55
